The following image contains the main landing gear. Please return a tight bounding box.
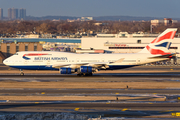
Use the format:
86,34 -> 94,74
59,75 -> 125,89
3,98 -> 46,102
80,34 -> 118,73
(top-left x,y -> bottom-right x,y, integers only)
20,69 -> 24,76
77,72 -> 93,77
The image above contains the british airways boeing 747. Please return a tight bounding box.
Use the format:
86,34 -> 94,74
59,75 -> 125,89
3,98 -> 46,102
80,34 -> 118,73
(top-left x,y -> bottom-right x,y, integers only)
3,28 -> 177,76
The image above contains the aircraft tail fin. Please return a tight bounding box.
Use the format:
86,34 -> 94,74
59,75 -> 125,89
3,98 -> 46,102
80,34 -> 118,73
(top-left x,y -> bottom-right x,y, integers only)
139,28 -> 177,55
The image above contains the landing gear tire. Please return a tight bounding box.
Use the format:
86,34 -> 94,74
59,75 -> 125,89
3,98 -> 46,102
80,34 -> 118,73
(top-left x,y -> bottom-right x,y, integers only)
20,73 -> 24,76
77,74 -> 81,77
20,69 -> 24,76
77,72 -> 93,77
83,73 -> 86,76
85,73 -> 93,76
77,73 -> 83,77
88,73 -> 93,76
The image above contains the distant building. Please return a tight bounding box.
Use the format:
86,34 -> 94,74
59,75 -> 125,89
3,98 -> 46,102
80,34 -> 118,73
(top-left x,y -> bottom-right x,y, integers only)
67,19 -> 76,22
151,18 -> 178,26
96,32 -> 159,38
11,8 -> 18,19
24,34 -> 40,38
164,18 -> 172,26
8,8 -> 12,19
8,8 -> 18,20
81,17 -> 93,21
20,8 -> 26,20
0,8 -> 3,20
93,23 -> 102,26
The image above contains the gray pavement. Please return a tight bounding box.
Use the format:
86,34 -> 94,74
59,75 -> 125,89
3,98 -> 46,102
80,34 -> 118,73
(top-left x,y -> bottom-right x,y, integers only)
0,102 -> 179,118
0,65 -> 180,118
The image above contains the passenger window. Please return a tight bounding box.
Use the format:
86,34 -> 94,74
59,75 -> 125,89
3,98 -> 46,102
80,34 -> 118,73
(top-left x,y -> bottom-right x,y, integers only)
137,40 -> 141,44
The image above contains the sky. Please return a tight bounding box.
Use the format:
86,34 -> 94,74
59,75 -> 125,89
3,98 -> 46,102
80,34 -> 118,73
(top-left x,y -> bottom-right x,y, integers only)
1,0 -> 180,18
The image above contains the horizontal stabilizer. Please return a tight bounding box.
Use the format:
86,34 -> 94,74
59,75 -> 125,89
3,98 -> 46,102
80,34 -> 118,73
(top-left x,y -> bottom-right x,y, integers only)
148,53 -> 176,59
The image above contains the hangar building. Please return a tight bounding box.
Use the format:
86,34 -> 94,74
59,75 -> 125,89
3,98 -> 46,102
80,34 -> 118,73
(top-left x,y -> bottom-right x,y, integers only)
0,38 -> 81,63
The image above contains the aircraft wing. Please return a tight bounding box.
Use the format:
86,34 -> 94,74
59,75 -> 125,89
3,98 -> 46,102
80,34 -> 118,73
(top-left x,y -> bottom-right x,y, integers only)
113,58 -> 125,63
52,58 -> 125,69
91,58 -> 125,69
52,62 -> 109,69
52,63 -> 88,68
87,58 -> 125,67
87,62 -> 110,69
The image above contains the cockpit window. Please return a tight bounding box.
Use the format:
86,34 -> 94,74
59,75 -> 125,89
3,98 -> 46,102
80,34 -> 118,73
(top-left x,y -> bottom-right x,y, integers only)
14,53 -> 18,55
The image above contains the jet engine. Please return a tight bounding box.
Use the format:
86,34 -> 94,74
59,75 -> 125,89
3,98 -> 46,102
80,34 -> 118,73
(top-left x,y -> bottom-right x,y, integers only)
60,68 -> 75,74
80,66 -> 96,73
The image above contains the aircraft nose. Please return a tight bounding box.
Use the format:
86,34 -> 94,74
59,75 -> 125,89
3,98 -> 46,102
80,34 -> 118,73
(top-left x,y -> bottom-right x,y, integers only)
3,58 -> 8,65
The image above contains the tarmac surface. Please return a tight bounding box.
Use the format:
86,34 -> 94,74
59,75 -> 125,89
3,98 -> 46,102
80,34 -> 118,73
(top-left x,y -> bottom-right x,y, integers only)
0,88 -> 179,95
0,64 -> 180,119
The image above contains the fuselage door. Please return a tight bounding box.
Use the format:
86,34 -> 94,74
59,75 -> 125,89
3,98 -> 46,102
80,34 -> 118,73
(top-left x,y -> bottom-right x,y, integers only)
101,58 -> 104,62
24,60 -> 29,65
47,60 -> 50,65
76,58 -> 79,63
137,59 -> 141,64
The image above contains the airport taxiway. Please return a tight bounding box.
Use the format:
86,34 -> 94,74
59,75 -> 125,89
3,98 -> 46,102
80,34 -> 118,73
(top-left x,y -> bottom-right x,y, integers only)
0,65 -> 180,118
0,102 -> 179,118
0,88 -> 179,95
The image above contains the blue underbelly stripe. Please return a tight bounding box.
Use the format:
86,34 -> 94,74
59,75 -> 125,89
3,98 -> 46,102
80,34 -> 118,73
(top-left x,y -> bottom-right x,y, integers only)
9,65 -> 59,70
9,65 -> 136,71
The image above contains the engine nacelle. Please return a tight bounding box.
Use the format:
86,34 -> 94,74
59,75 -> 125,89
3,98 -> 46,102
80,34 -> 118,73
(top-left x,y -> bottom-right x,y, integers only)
60,68 -> 75,74
80,66 -> 96,73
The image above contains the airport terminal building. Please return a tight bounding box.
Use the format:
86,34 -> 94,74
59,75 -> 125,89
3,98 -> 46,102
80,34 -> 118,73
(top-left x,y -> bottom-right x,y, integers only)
81,37 -> 179,54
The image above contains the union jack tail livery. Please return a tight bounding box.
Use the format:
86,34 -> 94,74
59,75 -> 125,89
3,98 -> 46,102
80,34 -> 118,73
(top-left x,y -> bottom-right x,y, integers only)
139,28 -> 177,55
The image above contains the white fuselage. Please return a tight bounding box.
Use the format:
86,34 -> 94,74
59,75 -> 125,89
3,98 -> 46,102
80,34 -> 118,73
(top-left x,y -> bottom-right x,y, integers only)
3,51 -> 168,71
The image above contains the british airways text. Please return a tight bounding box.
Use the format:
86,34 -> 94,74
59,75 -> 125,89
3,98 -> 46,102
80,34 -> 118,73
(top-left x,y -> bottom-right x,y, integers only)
34,57 -> 68,60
